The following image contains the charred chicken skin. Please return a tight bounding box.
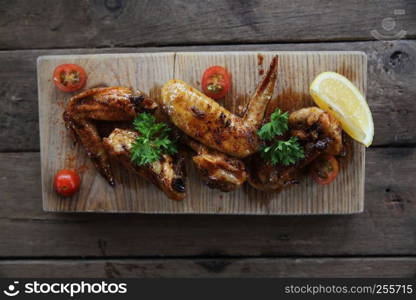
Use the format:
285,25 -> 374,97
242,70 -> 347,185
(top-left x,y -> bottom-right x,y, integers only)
248,107 -> 343,191
63,87 -> 157,186
103,129 -> 186,200
289,107 -> 343,156
161,56 -> 279,158
170,56 -> 278,191
182,136 -> 247,192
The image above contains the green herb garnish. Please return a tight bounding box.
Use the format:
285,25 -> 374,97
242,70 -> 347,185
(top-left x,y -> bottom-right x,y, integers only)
257,108 -> 289,140
131,113 -> 177,166
257,109 -> 304,166
260,136 -> 305,166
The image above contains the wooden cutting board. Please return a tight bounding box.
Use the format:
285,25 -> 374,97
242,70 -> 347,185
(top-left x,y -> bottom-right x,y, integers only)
37,51 -> 366,214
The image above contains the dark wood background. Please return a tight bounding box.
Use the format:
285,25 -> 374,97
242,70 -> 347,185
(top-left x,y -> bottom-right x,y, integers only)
0,0 -> 415,278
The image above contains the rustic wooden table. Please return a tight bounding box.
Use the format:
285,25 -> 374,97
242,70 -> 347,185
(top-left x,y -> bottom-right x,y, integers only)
0,0 -> 415,278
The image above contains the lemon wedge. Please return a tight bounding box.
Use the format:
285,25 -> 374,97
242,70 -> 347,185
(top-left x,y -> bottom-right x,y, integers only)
310,71 -> 374,147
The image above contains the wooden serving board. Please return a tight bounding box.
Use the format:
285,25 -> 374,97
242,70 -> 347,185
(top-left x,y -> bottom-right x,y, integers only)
37,51 -> 366,214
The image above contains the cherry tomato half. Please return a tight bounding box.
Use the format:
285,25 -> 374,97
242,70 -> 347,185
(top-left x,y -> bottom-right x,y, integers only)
54,169 -> 81,197
53,64 -> 87,92
201,66 -> 231,100
310,155 -> 339,185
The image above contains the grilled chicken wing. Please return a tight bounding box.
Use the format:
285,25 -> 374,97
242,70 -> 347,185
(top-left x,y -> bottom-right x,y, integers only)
289,107 -> 343,155
103,129 -> 186,200
161,56 -> 279,158
170,57 -> 278,191
63,87 -> 157,185
248,107 -> 342,191
183,136 -> 247,192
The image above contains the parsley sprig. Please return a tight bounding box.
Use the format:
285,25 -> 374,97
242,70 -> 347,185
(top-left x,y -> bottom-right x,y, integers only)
257,109 -> 304,166
260,136 -> 305,166
131,113 -> 177,166
257,108 -> 289,140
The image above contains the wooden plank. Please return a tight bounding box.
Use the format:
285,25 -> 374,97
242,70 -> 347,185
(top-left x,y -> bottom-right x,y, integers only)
178,51 -> 365,215
38,51 -> 365,214
1,0 -> 415,50
0,148 -> 414,257
1,40 -> 415,152
1,257 -> 415,278
38,53 -> 182,214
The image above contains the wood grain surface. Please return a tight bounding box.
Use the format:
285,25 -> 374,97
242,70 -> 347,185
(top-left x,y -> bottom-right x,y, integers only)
38,53 -> 176,213
1,0 -> 415,277
37,51 -> 366,214
1,0 -> 415,50
3,40 -> 415,153
1,43 -> 414,277
1,148 -> 415,257
2,258 -> 416,278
